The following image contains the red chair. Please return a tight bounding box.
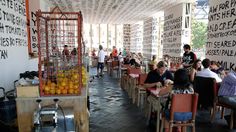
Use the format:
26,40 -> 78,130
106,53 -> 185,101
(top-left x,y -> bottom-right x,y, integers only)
213,84 -> 235,129
110,60 -> 119,77
162,93 -> 199,132
135,74 -> 148,107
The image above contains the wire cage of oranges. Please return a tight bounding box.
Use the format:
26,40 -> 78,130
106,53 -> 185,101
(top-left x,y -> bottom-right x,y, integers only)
36,7 -> 86,96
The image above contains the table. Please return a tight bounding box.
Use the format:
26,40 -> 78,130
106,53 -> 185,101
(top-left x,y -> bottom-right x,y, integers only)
16,88 -> 89,132
147,89 -> 168,132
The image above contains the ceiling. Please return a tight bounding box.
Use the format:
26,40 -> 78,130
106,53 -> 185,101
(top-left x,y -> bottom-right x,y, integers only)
44,0 -> 195,24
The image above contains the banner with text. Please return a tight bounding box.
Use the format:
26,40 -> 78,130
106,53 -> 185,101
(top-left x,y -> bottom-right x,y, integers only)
0,0 -> 27,61
206,0 -> 236,71
28,0 -> 40,53
163,3 -> 191,62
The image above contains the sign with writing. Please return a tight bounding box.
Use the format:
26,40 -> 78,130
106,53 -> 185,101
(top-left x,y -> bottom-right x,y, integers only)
0,0 -> 27,61
206,0 -> 236,71
27,0 -> 40,53
163,3 -> 191,62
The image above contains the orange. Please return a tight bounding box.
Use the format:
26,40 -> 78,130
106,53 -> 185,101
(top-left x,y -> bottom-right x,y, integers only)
68,89 -> 74,94
62,89 -> 67,94
56,89 -> 61,94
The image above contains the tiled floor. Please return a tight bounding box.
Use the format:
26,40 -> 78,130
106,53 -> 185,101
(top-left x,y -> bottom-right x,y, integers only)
89,68 -> 236,132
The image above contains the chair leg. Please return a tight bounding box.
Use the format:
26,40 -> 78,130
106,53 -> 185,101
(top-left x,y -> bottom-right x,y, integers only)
192,125 -> 195,132
211,105 -> 216,122
182,126 -> 186,132
137,89 -> 140,107
230,110 -> 234,129
169,124 -> 172,132
160,116 -> 164,132
221,107 -> 225,119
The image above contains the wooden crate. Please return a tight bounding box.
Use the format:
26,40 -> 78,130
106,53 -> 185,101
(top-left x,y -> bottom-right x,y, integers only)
16,85 -> 39,98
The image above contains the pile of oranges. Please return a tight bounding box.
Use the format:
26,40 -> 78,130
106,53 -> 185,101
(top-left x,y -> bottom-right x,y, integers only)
42,66 -> 87,95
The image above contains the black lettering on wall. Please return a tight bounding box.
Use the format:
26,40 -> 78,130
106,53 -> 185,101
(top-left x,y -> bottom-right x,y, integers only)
0,49 -> 8,59
207,1 -> 236,68
0,0 -> 27,60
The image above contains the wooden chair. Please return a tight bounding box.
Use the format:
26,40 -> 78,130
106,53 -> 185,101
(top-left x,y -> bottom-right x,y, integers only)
110,60 -> 119,77
162,93 -> 199,132
193,76 -> 215,110
194,76 -> 227,123
135,73 -> 147,107
126,67 -> 141,97
213,85 -> 235,129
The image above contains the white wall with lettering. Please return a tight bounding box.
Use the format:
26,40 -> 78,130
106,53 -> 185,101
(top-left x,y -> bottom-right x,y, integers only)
163,3 -> 192,62
0,0 -> 29,91
206,0 -> 236,71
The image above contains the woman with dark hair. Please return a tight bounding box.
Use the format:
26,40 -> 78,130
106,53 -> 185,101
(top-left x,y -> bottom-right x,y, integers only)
158,68 -> 194,132
189,59 -> 201,83
159,68 -> 194,95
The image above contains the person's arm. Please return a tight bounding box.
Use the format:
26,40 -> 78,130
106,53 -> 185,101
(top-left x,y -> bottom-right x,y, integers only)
158,85 -> 172,96
143,82 -> 162,88
224,73 -> 236,85
213,72 -> 222,83
189,69 -> 196,82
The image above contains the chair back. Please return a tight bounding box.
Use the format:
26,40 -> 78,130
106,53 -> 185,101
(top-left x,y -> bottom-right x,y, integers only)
127,67 -> 141,75
170,93 -> 199,120
138,74 -> 147,85
112,60 -> 119,68
193,76 -> 216,108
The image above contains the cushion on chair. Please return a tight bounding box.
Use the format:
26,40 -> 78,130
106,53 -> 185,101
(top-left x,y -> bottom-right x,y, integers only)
165,109 -> 192,121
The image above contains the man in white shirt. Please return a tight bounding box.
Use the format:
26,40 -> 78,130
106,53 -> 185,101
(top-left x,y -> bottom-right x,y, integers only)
96,45 -> 105,77
196,58 -> 222,83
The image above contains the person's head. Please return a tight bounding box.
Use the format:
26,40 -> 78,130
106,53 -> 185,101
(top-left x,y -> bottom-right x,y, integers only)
99,45 -> 103,50
64,45 -> 68,49
113,46 -> 116,49
163,54 -> 170,61
174,68 -> 190,88
192,59 -> 201,70
152,55 -> 157,61
202,58 -> 211,68
210,61 -> 220,70
157,61 -> 167,75
183,44 -> 191,53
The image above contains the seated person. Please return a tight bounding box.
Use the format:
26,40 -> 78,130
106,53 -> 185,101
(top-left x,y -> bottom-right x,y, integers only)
189,59 -> 201,83
196,58 -> 222,83
210,61 -> 226,78
218,68 -> 236,109
158,68 -> 194,132
149,55 -> 158,71
130,53 -> 140,67
137,52 -> 143,64
123,55 -> 130,65
218,67 -> 236,127
144,61 -> 174,89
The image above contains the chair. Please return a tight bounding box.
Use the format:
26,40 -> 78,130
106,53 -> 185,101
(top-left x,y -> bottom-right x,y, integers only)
110,60 -> 119,77
194,76 -> 224,123
162,93 -> 199,132
213,85 -> 235,129
193,77 -> 215,110
126,68 -> 141,98
135,73 -> 147,107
